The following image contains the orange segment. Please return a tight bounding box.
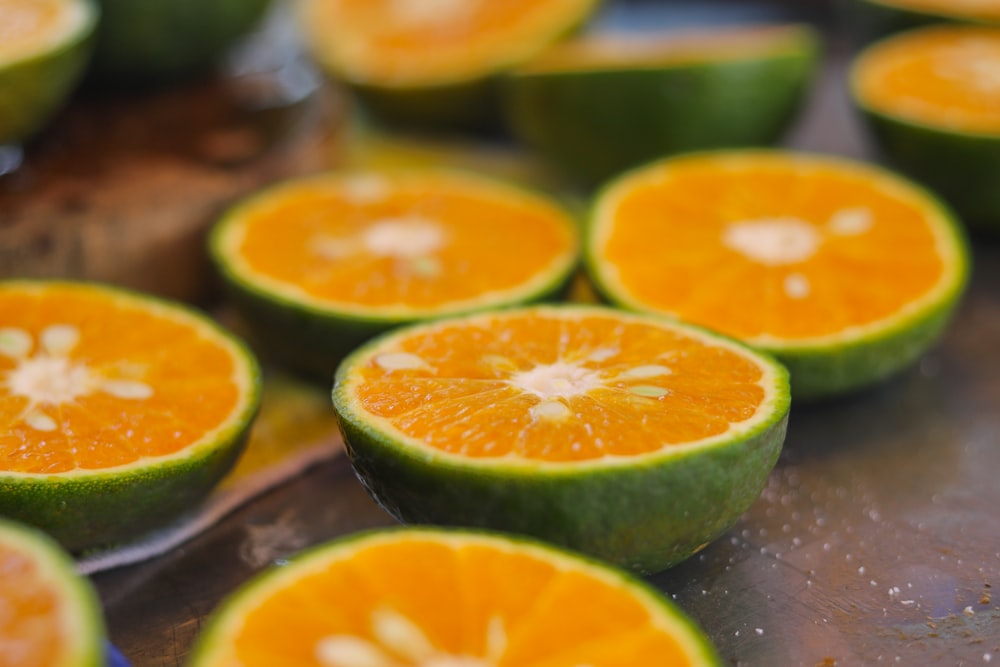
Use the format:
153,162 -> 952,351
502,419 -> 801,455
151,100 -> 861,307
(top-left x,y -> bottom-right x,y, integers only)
343,307 -> 775,463
196,530 -> 716,667
853,26 -> 1000,135
0,283 -> 253,474
592,152 -> 956,344
299,0 -> 598,85
218,171 -> 578,316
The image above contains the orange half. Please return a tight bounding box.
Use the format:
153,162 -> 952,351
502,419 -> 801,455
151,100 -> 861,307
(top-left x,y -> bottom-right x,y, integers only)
853,25 -> 1000,135
298,0 -> 599,86
588,151 -> 966,347
0,282 -> 258,474
0,519 -> 104,667
189,529 -> 722,667
0,0 -> 90,65
212,170 -> 579,319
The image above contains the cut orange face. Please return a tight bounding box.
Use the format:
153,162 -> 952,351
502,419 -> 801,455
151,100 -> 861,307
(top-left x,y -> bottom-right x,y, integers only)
298,0 -> 599,87
188,528 -> 723,667
211,169 -> 580,378
0,518 -> 105,667
0,281 -> 261,552
853,26 -> 1000,135
296,0 -> 600,130
850,25 -> 1000,229
0,0 -> 97,145
587,151 -> 968,399
332,305 -> 789,573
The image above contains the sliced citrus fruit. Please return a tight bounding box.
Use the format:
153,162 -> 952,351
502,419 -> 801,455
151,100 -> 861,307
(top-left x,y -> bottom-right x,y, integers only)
296,0 -> 600,131
210,169 -> 580,379
503,24 -> 819,186
86,0 -> 272,84
188,527 -> 723,667
331,305 -> 789,574
0,518 -> 105,667
0,0 -> 97,145
0,280 -> 261,553
850,25 -> 1000,230
587,150 -> 969,400
844,0 -> 999,45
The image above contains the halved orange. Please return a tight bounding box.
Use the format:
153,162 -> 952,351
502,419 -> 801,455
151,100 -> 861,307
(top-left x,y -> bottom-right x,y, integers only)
332,304 -> 789,574
0,518 -> 105,667
296,0 -> 600,130
187,528 -> 723,667
0,0 -> 97,145
503,24 -> 819,185
850,25 -> 1000,229
210,169 -> 580,379
586,150 -> 969,400
0,280 -> 261,553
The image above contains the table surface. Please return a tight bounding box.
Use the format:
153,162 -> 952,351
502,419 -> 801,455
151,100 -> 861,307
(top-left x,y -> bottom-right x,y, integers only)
90,2 -> 1000,666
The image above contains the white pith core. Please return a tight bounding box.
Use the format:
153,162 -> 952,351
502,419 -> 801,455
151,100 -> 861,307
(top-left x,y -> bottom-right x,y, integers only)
311,217 -> 446,265
340,174 -> 391,204
718,207 -> 878,300
364,217 -> 445,258
0,324 -> 153,432
722,217 -> 820,266
315,605 -> 592,667
510,361 -> 603,401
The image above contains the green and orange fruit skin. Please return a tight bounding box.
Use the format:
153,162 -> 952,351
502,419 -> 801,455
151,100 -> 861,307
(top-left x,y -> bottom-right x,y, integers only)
332,305 -> 790,574
0,280 -> 262,554
0,0 -> 97,145
503,24 -> 819,186
850,26 -> 1000,231
0,518 -> 106,667
86,0 -> 273,84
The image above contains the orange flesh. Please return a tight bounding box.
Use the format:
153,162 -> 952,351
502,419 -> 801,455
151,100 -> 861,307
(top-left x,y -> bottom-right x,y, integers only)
595,155 -> 947,342
229,174 -> 576,311
855,26 -> 1000,134
0,286 -> 244,474
518,25 -> 806,73
871,0 -> 1000,21
0,543 -> 64,667
0,0 -> 72,62
303,0 -> 594,83
226,536 -> 697,666
347,310 -> 768,462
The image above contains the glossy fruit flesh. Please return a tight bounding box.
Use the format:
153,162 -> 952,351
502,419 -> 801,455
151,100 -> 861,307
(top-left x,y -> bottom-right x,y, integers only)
188,528 -> 724,666
587,151 -> 968,399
